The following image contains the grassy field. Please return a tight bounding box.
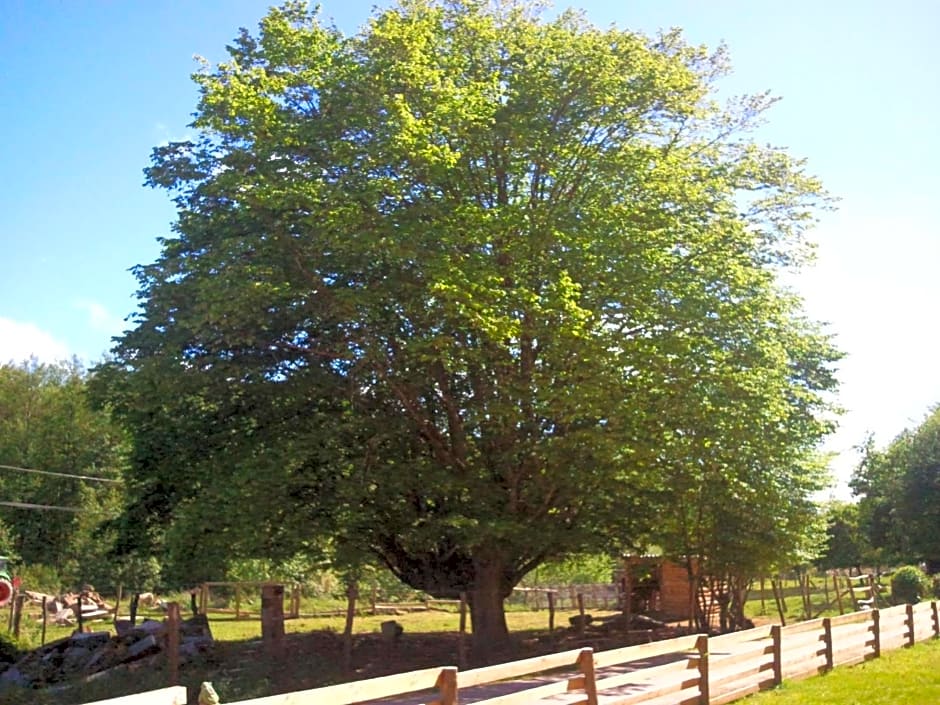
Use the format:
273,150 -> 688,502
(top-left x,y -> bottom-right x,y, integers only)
10,596 -> 617,647
744,638 -> 940,704
11,574 -> 871,647
744,575 -> 882,624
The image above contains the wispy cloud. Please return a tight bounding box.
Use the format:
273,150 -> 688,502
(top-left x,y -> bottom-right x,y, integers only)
73,300 -> 127,335
153,122 -> 192,148
0,318 -> 70,365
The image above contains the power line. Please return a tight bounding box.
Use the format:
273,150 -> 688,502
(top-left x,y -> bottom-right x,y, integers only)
0,463 -> 122,484
0,500 -> 85,513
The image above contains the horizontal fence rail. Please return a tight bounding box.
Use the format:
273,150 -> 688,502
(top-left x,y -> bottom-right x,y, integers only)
80,686 -> 188,705
80,602 -> 940,705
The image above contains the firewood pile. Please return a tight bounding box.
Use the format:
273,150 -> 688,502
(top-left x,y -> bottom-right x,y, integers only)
0,614 -> 213,689
23,588 -> 114,626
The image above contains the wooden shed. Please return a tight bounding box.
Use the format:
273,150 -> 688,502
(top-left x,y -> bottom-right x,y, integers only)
620,555 -> 696,620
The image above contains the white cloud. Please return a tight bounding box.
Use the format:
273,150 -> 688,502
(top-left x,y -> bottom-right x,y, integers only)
0,318 -> 70,365
73,300 -> 126,335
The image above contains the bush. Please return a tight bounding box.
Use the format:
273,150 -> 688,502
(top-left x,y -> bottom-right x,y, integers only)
890,565 -> 930,604
0,631 -> 24,665
930,573 -> 940,599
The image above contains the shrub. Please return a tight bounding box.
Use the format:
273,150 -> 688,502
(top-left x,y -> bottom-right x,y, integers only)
0,631 -> 24,665
890,565 -> 930,604
930,573 -> 940,599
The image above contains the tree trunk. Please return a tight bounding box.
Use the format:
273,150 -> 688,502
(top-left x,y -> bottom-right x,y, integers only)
468,554 -> 511,658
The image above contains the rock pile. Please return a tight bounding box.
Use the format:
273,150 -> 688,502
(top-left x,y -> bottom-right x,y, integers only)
0,615 -> 213,689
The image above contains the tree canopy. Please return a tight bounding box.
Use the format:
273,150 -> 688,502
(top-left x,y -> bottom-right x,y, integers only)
0,359 -> 126,585
99,0 -> 840,648
852,409 -> 940,573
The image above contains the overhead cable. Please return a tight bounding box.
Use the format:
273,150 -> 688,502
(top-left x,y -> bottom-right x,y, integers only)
0,463 -> 122,484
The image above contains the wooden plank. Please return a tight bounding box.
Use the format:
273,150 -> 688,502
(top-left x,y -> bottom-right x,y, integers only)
471,677 -> 586,705
709,660 -> 774,691
80,686 -> 188,705
594,656 -> 697,691
592,634 -> 702,669
829,610 -> 873,627
780,616 -> 825,635
708,642 -> 773,671
606,676 -> 699,705
709,626 -> 773,648
458,649 -> 583,688
226,666 -> 447,705
709,680 -> 766,705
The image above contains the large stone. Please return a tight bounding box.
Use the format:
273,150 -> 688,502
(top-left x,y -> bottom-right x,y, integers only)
123,635 -> 160,662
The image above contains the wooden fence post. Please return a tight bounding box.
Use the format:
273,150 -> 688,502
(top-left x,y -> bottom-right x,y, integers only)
76,592 -> 85,633
577,593 -> 586,636
437,666 -> 458,705
114,584 -> 123,621
872,609 -> 881,658
696,634 -> 709,705
41,596 -> 47,646
770,579 -> 786,626
848,576 -> 859,611
11,594 -> 25,638
578,648 -> 598,705
771,625 -> 782,686
343,581 -> 358,673
833,574 -> 844,615
166,602 -> 180,686
932,601 -> 939,637
261,584 -> 285,659
822,617 -> 833,671
458,592 -> 468,669
547,591 -> 555,633
289,584 -> 300,619
906,603 -> 915,646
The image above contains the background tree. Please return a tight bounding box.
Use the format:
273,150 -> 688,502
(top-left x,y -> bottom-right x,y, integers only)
853,409 -> 940,573
815,500 -> 870,573
100,0 -> 839,650
0,359 -> 126,585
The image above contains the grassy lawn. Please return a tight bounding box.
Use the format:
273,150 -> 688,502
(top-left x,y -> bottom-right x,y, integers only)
12,597 -> 616,646
745,639 -> 940,704
745,576 -> 881,624
206,606 -> 618,642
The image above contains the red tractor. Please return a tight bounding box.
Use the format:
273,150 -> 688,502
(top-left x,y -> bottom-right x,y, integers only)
0,556 -> 16,607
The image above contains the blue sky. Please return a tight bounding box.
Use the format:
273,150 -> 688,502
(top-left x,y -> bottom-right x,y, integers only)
1,0 -> 938,494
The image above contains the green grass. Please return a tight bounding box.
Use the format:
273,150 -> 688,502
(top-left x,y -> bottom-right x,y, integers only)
206,607 -> 618,642
745,576 -> 880,624
744,639 -> 940,704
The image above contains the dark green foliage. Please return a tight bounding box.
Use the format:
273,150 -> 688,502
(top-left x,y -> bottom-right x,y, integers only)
853,408 -> 940,569
890,565 -> 929,605
0,631 -> 24,666
816,502 -> 870,571
0,360 -> 127,584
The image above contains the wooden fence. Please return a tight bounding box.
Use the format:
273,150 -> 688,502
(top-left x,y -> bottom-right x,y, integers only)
83,602 -> 940,705
512,583 -> 620,610
79,686 -> 188,705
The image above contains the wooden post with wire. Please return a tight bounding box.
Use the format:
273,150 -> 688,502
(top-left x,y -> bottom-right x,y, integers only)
166,602 -> 180,686
458,592 -> 468,668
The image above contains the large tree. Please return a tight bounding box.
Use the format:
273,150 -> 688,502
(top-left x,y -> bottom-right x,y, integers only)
101,0 -> 839,649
